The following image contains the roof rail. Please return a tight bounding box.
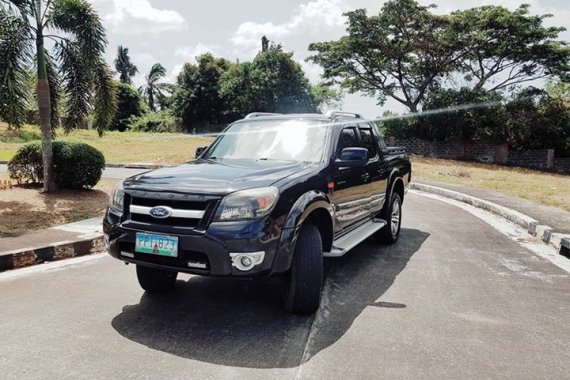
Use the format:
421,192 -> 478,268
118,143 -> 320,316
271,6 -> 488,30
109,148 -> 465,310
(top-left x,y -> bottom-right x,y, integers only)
244,112 -> 282,119
326,111 -> 363,119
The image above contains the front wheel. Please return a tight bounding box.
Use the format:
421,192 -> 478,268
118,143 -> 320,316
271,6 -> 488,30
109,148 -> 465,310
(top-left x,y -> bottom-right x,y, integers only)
284,224 -> 323,315
375,192 -> 402,244
136,265 -> 178,292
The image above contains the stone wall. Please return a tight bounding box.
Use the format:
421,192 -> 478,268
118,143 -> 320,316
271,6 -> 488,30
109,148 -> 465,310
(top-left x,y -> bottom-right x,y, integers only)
387,137 -> 505,163
554,158 -> 570,173
507,149 -> 554,170
388,137 -> 568,172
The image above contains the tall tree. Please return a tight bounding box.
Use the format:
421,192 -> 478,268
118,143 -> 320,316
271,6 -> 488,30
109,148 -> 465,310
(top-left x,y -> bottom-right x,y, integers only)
171,53 -> 234,128
139,63 -> 169,111
220,44 -> 318,117
308,0 -> 569,113
308,0 -> 464,112
452,5 -> 569,91
0,0 -> 116,192
114,45 -> 137,84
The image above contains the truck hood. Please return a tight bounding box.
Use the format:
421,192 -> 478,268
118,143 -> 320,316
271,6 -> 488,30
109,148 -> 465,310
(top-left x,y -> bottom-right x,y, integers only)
123,159 -> 313,195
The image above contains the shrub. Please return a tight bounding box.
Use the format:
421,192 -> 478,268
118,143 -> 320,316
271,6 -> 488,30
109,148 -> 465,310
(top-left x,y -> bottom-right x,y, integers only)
129,112 -> 182,133
8,141 -> 105,189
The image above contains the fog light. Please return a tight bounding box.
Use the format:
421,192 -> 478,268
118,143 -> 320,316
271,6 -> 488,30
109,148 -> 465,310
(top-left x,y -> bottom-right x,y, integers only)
240,256 -> 252,267
230,251 -> 265,272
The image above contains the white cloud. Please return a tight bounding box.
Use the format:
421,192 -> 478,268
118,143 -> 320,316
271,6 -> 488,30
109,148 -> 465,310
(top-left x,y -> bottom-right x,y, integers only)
230,0 -> 347,58
92,0 -> 187,35
175,43 -> 222,61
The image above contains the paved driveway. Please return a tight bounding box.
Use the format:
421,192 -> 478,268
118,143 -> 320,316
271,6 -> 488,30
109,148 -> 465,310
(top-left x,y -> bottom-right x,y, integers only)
0,193 -> 568,379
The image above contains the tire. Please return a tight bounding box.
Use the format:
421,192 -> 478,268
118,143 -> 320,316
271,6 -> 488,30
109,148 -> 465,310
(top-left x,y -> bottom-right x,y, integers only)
284,224 -> 323,315
375,192 -> 402,245
136,265 -> 178,292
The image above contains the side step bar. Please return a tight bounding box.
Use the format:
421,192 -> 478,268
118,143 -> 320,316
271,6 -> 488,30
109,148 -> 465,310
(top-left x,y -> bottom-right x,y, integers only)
324,218 -> 387,258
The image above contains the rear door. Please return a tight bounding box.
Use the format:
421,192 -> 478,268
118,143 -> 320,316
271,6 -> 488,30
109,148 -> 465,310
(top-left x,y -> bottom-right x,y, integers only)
331,126 -> 370,232
359,123 -> 389,216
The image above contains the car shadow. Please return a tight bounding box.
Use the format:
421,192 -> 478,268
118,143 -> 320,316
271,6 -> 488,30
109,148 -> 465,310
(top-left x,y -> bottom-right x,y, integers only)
111,228 -> 429,368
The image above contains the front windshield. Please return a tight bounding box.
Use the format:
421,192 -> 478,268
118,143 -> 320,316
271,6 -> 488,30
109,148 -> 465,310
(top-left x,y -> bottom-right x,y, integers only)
203,119 -> 328,163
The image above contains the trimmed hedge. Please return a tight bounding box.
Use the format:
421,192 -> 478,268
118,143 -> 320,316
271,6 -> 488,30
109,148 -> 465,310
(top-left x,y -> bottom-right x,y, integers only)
8,141 -> 105,189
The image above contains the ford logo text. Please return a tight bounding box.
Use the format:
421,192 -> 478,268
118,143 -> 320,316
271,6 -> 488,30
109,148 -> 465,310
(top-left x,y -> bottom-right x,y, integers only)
149,206 -> 173,219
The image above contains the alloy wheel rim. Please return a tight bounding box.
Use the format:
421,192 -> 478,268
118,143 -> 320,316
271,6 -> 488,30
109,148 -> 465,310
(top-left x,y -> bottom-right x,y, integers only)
391,199 -> 401,237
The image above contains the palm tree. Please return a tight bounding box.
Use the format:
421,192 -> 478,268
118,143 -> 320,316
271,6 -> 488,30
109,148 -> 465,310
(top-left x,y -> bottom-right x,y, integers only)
139,63 -> 169,111
114,45 -> 138,84
0,0 -> 116,192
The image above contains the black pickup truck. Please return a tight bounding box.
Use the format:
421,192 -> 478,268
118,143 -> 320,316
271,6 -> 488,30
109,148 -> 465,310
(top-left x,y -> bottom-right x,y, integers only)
103,112 -> 411,314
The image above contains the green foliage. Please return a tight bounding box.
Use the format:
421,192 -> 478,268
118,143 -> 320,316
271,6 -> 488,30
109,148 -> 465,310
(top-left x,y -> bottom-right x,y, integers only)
221,45 -> 318,117
129,112 -> 182,133
171,53 -> 234,128
0,9 -> 32,127
8,141 -> 105,189
452,5 -> 570,90
114,45 -> 138,84
171,46 -> 321,130
308,0 -> 570,112
382,87 -> 570,157
111,81 -> 147,132
1,0 -> 117,192
506,89 -> 570,156
419,88 -> 507,142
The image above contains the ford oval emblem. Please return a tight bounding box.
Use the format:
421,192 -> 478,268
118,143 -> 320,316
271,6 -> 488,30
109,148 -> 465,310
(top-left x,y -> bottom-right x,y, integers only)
149,206 -> 173,219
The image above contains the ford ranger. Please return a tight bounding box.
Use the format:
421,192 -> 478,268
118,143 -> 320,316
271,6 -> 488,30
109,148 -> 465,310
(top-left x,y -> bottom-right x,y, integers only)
103,112 -> 411,314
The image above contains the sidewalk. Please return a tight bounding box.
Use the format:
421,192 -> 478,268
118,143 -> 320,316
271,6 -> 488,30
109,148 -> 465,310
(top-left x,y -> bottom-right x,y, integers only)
416,180 -> 570,235
0,218 -> 103,271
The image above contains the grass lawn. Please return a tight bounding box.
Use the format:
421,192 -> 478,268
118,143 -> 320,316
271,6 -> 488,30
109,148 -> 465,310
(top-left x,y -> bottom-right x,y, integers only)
412,156 -> 570,212
0,122 -> 214,164
0,172 -> 117,237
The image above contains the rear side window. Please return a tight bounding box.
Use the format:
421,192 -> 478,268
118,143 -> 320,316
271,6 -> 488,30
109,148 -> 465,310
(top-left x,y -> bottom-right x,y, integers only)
358,127 -> 377,158
337,127 -> 358,157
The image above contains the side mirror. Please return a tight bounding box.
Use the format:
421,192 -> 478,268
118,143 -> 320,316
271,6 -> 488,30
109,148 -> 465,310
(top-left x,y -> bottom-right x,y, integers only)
195,146 -> 207,159
335,147 -> 368,168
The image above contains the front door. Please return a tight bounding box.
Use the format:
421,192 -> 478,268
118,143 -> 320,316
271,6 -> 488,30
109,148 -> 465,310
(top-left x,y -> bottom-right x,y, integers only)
331,126 -> 370,233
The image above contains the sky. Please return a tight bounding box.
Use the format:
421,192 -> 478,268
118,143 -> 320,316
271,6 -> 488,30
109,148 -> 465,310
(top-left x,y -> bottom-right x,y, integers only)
90,0 -> 570,119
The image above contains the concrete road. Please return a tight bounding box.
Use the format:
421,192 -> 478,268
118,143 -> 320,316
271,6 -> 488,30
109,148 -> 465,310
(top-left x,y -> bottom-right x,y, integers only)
0,193 -> 568,379
0,164 -> 148,180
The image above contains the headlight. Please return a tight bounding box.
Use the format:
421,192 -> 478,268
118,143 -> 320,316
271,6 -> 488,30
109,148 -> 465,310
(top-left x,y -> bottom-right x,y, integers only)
214,187 -> 279,222
109,181 -> 125,215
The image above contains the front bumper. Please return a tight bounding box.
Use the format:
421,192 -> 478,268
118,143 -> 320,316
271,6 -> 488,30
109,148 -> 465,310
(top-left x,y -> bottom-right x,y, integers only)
103,211 -> 285,277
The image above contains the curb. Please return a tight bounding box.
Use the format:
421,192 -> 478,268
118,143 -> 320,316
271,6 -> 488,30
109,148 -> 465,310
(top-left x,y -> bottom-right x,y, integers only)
0,235 -> 104,273
410,182 -> 570,258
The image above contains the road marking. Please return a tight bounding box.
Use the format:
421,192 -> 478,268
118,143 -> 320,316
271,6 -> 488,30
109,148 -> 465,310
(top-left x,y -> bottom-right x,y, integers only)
0,253 -> 106,282
411,190 -> 570,274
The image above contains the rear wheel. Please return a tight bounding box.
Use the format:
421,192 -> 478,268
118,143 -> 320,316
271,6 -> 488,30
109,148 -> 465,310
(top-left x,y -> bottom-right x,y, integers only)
375,192 -> 402,244
136,265 -> 178,292
284,224 -> 323,315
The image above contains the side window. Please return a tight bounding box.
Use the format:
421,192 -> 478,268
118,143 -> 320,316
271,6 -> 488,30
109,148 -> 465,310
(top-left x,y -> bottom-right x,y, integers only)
358,127 -> 377,158
377,135 -> 388,152
336,127 -> 358,157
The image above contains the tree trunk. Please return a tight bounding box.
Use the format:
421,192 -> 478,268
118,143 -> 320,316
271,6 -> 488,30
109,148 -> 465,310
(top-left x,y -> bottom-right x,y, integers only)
36,32 -> 56,192
148,89 -> 155,112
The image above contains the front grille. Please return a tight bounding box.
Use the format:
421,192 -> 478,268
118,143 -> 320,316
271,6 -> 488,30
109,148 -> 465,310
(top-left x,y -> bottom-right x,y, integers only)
125,191 -> 219,231
131,197 -> 207,211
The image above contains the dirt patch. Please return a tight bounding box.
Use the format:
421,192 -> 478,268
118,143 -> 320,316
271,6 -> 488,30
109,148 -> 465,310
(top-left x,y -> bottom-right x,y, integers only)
0,178 -> 117,237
